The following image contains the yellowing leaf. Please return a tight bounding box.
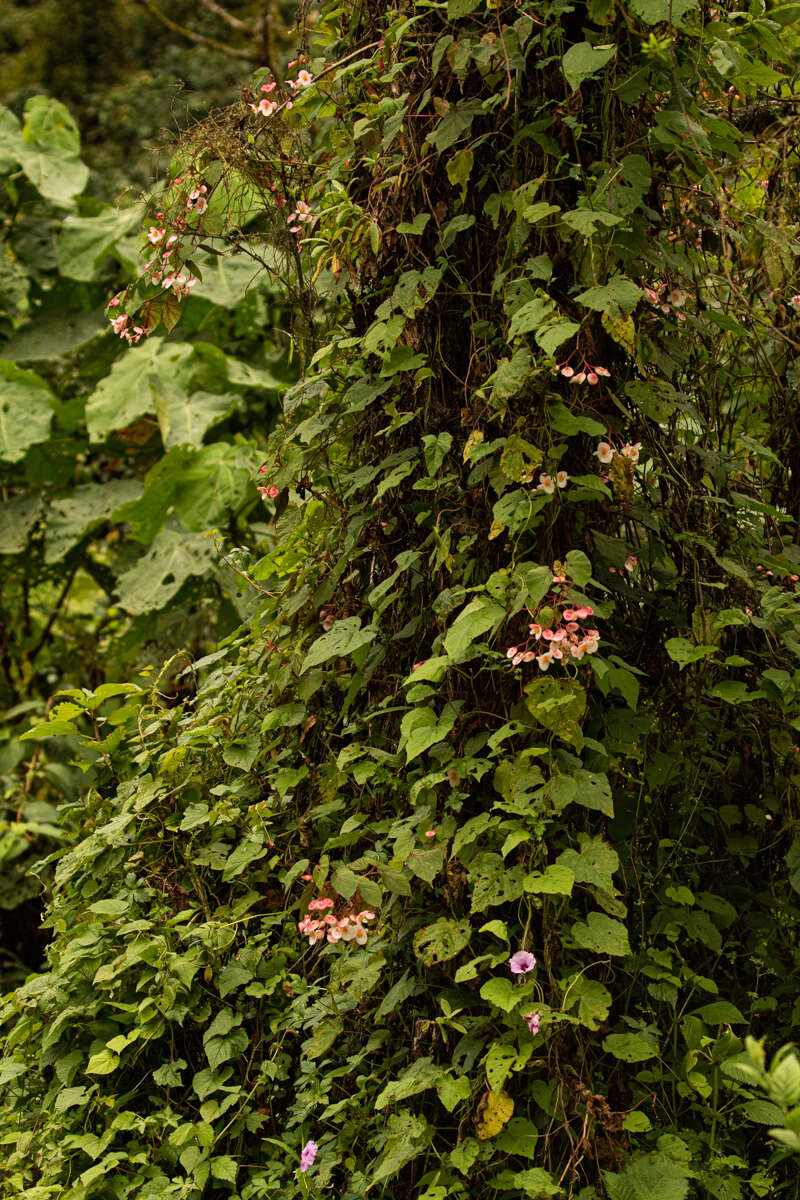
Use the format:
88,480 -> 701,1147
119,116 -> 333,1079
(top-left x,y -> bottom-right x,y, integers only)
475,1088 -> 514,1139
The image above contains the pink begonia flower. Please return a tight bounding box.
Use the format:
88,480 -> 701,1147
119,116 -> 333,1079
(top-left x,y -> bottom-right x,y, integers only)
572,371 -> 586,384
621,442 -> 642,463
296,69 -> 313,86
425,829 -> 436,839
596,442 -> 614,464
537,652 -> 552,671
506,646 -> 519,659
529,623 -> 543,638
556,471 -> 568,488
562,609 -> 576,621
565,621 -> 579,633
539,474 -> 555,495
295,200 -> 313,223
586,371 -> 599,385
595,366 -> 611,378
560,364 -> 574,378
108,296 -> 120,308
148,226 -> 165,245
523,1011 -> 541,1035
552,574 -> 565,584
576,605 -> 594,618
299,1141 -> 318,1172
509,950 -> 536,975
261,81 -> 276,93
791,295 -> 800,310
110,315 -> 129,335
624,556 -> 637,572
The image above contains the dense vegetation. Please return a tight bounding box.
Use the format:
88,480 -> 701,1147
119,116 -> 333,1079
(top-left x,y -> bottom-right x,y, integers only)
2,0 -> 800,1197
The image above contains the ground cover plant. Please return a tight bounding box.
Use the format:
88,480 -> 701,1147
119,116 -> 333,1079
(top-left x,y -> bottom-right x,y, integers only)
2,0 -> 800,1197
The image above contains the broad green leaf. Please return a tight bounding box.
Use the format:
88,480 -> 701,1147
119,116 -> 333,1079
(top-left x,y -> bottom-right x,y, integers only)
115,528 -> 216,615
557,837 -> 619,893
85,339 -> 194,441
375,1058 -> 442,1110
154,383 -> 236,448
59,204 -> 145,280
303,1017 -> 343,1059
221,835 -> 267,882
444,596 -> 506,658
0,360 -> 54,462
18,96 -> 89,206
371,1111 -> 430,1184
400,703 -> 458,763
413,917 -> 471,966
437,1073 -> 471,1112
301,616 -> 377,672
486,1041 -> 517,1092
571,977 -> 612,1030
44,480 -> 142,563
190,249 -> 268,307
572,769 -> 614,817
480,977 -> 525,1013
0,494 -> 43,553
603,1033 -> 658,1062
525,677 -> 586,744
0,104 -> 24,172
490,1166 -> 560,1196
562,42 -> 616,91
86,1048 -> 119,1075
576,276 -> 641,314
571,912 -> 630,957
2,312 -> 107,361
604,1151 -> 690,1200
524,864 -> 574,895
496,1116 -> 539,1159
210,1156 -> 238,1184
630,0 -> 698,23
665,638 -> 718,669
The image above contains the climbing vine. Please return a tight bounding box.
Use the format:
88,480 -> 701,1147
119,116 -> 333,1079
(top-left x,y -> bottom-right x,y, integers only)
2,1 -> 800,1198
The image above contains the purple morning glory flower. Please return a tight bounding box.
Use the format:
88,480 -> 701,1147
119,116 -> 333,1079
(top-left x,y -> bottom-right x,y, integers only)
523,1010 -> 541,1035
299,1140 -> 318,1172
509,950 -> 536,975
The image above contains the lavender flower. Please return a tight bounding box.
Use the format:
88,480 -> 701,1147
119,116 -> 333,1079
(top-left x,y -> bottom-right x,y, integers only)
299,1140 -> 318,1172
509,949 -> 536,975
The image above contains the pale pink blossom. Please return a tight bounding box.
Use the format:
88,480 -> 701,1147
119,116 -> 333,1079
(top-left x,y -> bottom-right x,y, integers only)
538,474 -> 555,495
556,470 -> 568,488
621,442 -> 642,463
523,1011 -> 541,1035
509,950 -> 536,975
596,442 -> 614,464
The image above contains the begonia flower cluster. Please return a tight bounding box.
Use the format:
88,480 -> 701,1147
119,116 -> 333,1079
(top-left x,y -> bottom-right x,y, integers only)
298,898 -> 376,946
506,583 -> 599,671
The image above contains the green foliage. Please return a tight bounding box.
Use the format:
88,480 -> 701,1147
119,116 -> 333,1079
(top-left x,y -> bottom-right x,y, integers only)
3,0 -> 800,1197
0,96 -> 293,974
